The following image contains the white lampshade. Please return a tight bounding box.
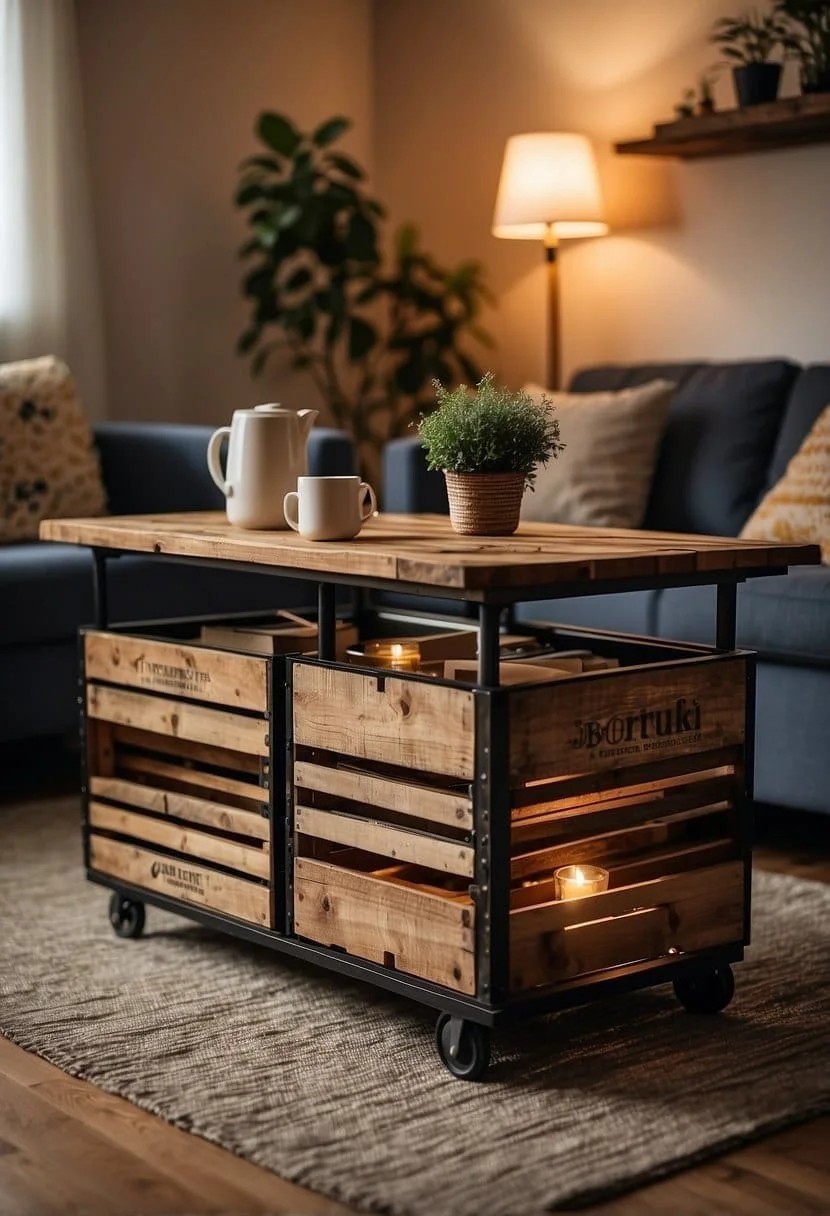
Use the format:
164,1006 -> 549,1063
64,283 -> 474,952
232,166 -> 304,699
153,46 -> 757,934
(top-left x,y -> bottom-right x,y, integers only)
492,132 -> 608,241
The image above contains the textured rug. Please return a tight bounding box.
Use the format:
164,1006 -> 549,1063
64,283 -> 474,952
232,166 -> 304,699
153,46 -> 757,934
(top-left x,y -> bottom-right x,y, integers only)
1,799 -> 828,1216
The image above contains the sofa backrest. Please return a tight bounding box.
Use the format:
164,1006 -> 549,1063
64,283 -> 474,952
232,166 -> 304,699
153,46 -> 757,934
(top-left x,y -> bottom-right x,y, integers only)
568,360 -> 798,536
765,364 -> 830,488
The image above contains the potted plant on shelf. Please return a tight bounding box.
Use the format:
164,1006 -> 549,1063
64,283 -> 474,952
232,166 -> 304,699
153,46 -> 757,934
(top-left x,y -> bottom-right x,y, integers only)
711,9 -> 788,106
776,0 -> 830,93
417,374 -> 564,536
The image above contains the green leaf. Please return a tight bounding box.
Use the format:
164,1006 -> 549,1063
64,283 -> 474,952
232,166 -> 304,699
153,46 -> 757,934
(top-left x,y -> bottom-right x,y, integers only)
257,112 -> 302,157
348,316 -> 377,362
239,154 -> 283,173
395,222 -> 419,261
278,204 -> 302,229
285,265 -> 313,291
312,115 -> 351,147
251,347 -> 272,377
236,327 -> 260,355
235,181 -> 272,207
325,152 -> 364,180
346,212 -> 378,262
243,265 -> 274,297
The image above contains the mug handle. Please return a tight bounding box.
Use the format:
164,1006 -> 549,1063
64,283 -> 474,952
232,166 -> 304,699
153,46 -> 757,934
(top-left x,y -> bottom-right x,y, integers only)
207,427 -> 232,497
283,490 -> 300,531
359,482 -> 377,522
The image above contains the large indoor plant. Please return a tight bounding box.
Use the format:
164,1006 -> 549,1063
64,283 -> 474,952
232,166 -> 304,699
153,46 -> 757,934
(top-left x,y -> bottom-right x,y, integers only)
711,9 -> 788,106
417,375 -> 564,536
235,112 -> 492,476
777,0 -> 830,92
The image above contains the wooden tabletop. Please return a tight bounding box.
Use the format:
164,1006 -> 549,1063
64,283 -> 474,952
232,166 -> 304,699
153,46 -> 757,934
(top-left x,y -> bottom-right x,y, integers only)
39,511 -> 819,598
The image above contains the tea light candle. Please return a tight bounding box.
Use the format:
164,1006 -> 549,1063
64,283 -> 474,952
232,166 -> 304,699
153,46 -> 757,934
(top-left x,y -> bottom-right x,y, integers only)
364,640 -> 422,672
554,864 -> 609,900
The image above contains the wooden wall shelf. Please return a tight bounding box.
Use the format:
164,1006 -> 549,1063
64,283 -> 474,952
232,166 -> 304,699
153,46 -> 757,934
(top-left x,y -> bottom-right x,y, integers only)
616,92 -> 830,159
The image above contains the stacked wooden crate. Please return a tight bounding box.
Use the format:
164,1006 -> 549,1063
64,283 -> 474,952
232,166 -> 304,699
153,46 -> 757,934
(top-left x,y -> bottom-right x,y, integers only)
290,633 -> 749,999
83,629 -> 275,927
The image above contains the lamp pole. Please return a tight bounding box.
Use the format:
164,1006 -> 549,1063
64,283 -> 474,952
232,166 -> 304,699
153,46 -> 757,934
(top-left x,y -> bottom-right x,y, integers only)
545,224 -> 560,391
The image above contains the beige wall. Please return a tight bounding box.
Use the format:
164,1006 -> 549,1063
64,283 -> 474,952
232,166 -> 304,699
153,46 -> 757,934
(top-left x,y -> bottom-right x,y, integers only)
373,0 -> 830,390
77,0 -> 373,424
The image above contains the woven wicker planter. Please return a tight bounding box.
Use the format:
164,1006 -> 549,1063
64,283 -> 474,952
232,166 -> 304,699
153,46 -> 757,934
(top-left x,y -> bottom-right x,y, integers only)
444,471 -> 525,536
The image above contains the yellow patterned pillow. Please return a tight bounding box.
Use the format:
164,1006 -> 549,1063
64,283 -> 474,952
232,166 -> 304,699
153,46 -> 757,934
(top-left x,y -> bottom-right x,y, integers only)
740,404 -> 830,562
0,356 -> 107,543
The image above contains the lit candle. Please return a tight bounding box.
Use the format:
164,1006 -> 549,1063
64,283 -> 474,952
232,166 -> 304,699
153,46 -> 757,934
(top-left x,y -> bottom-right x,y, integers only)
363,639 -> 422,672
554,864 -> 609,900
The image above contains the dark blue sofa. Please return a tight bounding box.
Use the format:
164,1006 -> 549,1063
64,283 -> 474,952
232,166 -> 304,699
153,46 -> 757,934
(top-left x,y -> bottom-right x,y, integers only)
1,422 -> 354,742
383,360 -> 830,816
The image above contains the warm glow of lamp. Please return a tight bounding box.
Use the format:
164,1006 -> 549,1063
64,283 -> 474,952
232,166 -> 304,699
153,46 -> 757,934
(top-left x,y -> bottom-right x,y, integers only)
492,132 -> 607,388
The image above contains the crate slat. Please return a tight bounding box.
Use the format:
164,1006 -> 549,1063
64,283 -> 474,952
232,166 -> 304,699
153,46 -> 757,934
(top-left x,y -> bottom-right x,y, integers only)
296,804 -> 475,878
111,724 -> 262,775
84,630 -> 268,712
89,802 -> 270,878
510,656 -> 746,783
89,776 -> 270,842
294,759 -> 473,831
292,663 -> 475,780
116,751 -> 268,807
294,857 -> 475,993
510,860 -> 744,989
89,834 -> 271,926
88,685 -> 269,756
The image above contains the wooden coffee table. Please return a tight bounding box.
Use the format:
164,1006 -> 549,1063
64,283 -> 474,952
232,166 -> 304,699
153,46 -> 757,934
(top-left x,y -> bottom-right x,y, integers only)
41,511 -> 819,1079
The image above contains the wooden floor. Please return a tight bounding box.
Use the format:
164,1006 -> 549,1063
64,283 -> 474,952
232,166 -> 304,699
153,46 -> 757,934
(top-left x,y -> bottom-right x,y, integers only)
2,743 -> 829,1216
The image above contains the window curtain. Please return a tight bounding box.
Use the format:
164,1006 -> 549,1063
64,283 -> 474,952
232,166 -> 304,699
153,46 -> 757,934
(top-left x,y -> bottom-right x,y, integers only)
0,0 -> 105,419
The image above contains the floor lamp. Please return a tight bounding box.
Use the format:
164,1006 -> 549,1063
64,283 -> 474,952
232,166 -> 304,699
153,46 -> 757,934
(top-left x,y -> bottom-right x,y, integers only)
492,133 -> 607,391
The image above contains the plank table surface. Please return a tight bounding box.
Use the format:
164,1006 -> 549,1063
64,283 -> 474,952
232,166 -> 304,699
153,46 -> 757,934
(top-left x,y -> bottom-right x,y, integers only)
39,511 -> 819,596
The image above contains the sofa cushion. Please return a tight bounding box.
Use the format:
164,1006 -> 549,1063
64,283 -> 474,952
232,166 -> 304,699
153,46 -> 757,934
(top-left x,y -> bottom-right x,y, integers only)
517,589 -> 659,638
569,360 -> 798,535
521,380 -> 674,528
0,356 -> 107,541
656,566 -> 830,663
766,364 -> 830,486
0,543 -> 322,647
741,404 -> 830,562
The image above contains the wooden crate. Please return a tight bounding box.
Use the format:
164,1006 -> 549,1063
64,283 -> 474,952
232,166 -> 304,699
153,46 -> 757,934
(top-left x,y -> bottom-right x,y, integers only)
290,632 -> 749,998
83,628 -> 274,928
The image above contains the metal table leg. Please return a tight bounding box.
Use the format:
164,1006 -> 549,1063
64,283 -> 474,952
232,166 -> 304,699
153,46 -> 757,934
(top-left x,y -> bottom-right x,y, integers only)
716,582 -> 738,651
317,582 -> 336,660
478,603 -> 501,686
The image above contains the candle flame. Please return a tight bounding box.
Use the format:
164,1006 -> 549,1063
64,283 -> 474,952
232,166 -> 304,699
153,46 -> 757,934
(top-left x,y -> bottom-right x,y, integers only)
575,867 -> 585,885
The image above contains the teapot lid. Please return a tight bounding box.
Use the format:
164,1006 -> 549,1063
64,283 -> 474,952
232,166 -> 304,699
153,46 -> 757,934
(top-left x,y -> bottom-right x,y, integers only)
253,402 -> 288,413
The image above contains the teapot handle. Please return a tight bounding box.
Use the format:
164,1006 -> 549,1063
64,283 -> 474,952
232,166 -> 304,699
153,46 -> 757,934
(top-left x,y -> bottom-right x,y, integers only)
207,427 -> 232,497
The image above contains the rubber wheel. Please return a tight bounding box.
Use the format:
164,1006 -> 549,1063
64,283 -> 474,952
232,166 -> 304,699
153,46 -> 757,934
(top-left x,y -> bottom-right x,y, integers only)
673,964 -> 735,1014
435,1013 -> 491,1081
109,893 -> 146,940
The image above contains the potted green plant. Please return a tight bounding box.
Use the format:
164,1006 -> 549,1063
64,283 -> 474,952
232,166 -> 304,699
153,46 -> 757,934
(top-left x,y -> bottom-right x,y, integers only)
776,0 -> 830,93
234,111 -> 493,479
711,9 -> 788,106
417,375 -> 564,536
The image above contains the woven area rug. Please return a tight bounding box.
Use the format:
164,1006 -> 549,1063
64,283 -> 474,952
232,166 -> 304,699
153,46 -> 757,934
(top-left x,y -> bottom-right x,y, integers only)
1,798 -> 828,1215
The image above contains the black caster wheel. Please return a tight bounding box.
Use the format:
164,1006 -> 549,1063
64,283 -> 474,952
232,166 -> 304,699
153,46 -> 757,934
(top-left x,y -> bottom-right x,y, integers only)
109,892 -> 145,940
673,964 -> 735,1014
435,1013 -> 491,1081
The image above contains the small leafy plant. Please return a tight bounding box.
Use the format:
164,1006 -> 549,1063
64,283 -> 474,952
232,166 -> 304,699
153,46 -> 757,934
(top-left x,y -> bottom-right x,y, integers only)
417,374 -> 564,491
776,0 -> 830,88
710,8 -> 788,63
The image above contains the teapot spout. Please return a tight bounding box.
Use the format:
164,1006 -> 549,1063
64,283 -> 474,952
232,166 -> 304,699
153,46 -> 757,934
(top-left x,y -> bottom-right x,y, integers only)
297,408 -> 319,440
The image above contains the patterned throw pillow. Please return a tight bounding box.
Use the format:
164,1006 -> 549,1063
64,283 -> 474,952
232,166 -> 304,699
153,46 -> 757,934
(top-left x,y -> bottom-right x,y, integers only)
0,356 -> 107,543
520,380 -> 675,529
741,403 -> 830,562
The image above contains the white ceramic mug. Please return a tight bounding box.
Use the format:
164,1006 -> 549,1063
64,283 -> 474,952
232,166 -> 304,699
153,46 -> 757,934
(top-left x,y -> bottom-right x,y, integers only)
283,476 -> 377,541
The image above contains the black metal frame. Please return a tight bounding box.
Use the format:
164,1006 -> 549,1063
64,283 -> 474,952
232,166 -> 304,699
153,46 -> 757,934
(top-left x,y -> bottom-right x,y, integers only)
80,544 -> 755,1033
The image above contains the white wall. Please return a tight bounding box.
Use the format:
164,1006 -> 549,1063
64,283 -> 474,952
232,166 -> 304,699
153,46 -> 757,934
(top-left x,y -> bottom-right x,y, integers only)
373,0 -> 830,390
77,0 -> 373,423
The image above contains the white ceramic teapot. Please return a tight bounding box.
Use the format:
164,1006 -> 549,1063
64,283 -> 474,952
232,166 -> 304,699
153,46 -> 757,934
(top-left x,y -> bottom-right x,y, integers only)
207,404 -> 319,529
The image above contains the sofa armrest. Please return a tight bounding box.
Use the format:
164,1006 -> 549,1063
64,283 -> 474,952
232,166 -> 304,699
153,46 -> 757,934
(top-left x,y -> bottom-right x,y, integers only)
382,436 -> 448,514
94,422 -> 355,514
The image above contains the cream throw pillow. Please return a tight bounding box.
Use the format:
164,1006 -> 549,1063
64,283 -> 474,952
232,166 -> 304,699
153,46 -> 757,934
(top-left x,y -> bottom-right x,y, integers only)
520,379 -> 674,529
0,356 -> 107,543
740,403 -> 830,562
